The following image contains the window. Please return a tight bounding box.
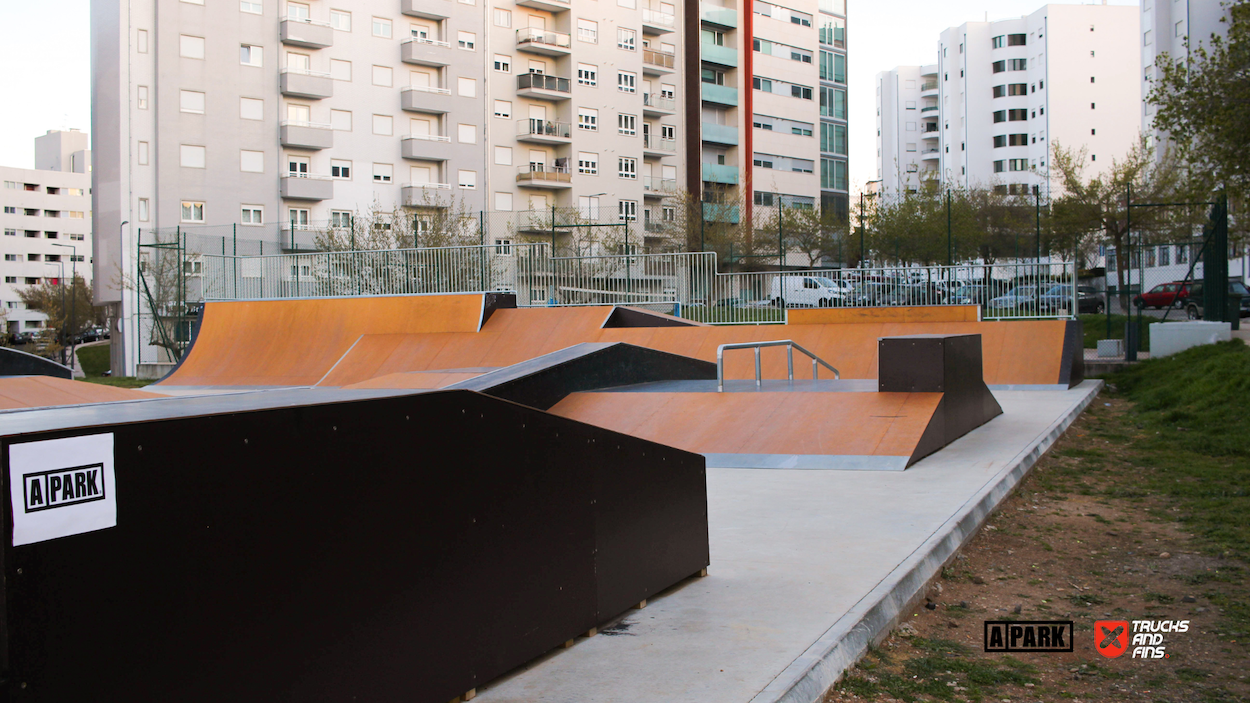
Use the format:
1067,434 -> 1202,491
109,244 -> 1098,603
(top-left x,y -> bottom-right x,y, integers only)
326,159 -> 350,179
578,19 -> 597,43
287,155 -> 309,176
137,85 -> 149,109
137,28 -> 149,53
287,2 -> 309,20
180,145 -> 206,168
618,157 -> 637,179
1009,109 -> 1027,121
578,108 -> 598,131
372,17 -> 392,38
494,147 -> 512,166
458,77 -> 476,97
240,97 -> 263,120
288,208 -> 310,230
618,71 -> 636,93
618,113 -> 636,136
991,35 -> 1004,49
3,277 -> 13,284
328,9 -> 350,31
618,200 -> 637,222
372,114 -> 393,135
992,60 -> 1005,73
993,160 -> 1005,173
180,34 -> 205,59
181,202 -> 205,222
458,170 -> 477,189
27,254 -> 41,262
1008,158 -> 1028,171
1009,58 -> 1027,71
662,124 -> 676,140
795,84 -> 814,100
372,65 -> 393,86
240,45 -> 263,66
458,31 -> 476,50
241,206 -> 263,225
137,141 -> 150,165
494,100 -> 511,118
330,109 -> 352,131
1007,33 -> 1026,46
287,51 -> 311,72
175,89 -> 206,115
241,0 -> 262,12
494,9 -> 511,27
1,229 -> 11,236
138,198 -> 150,222
578,152 -> 598,175
578,63 -> 597,86
618,28 -> 636,50
240,150 -> 264,172
287,103 -> 311,123
373,163 -> 393,183
327,58 -> 352,81
495,192 -> 513,211
493,54 -> 511,73
457,123 -> 476,143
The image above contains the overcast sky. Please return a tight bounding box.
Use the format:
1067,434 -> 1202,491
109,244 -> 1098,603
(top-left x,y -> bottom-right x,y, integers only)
0,0 -> 1138,194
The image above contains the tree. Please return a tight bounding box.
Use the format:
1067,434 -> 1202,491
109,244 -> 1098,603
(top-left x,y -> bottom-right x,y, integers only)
1148,0 -> 1250,195
17,274 -> 103,361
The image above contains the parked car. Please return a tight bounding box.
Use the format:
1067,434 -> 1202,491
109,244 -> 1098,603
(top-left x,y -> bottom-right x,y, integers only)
769,275 -> 851,308
72,326 -> 109,344
8,331 -> 35,346
950,284 -> 991,306
1134,281 -> 1192,309
1183,281 -> 1250,320
988,285 -> 1039,310
1037,285 -> 1106,314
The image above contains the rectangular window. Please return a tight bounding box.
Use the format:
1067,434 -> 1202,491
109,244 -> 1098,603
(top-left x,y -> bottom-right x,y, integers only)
330,109 -> 352,131
457,77 -> 476,97
372,65 -> 393,86
138,198 -> 150,221
617,28 -> 636,51
618,157 -> 637,179
993,110 -> 1006,123
240,45 -> 263,66
578,108 -> 598,131
494,54 -> 511,73
1008,84 -> 1026,96
241,206 -> 263,225
180,35 -> 205,59
617,71 -> 636,93
240,150 -> 264,172
992,60 -> 1005,73
458,170 -> 476,189
137,85 -> 149,109
137,141 -> 149,165
494,9 -> 511,27
458,31 -> 476,50
458,123 -> 476,143
1007,33 -> 1026,46
181,201 -> 205,222
373,163 -> 393,183
578,152 -> 598,175
578,19 -> 598,43
330,58 -> 351,81
1009,58 -> 1027,71
578,63 -> 597,86
495,192 -> 513,211
373,17 -> 392,38
331,159 -> 351,179
180,145 -> 206,168
991,35 -> 1004,49
494,100 -> 511,118
240,97 -> 264,120
1008,158 -> 1028,171
372,114 -> 394,135
330,10 -> 351,31
618,113 -> 636,136
241,0 -> 262,12
494,146 -> 512,165
618,200 -> 637,222
137,29 -> 149,53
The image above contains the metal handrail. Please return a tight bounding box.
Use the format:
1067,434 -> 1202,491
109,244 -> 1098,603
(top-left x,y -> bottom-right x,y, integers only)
716,340 -> 840,392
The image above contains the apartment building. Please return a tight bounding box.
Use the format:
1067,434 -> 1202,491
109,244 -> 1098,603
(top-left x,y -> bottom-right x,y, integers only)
877,4 -> 1139,197
92,0 -> 684,375
691,0 -> 847,222
1,130 -> 93,336
1141,0 -> 1230,150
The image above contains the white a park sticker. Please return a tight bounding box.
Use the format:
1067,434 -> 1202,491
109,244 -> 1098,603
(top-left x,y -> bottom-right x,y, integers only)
8,434 -> 117,546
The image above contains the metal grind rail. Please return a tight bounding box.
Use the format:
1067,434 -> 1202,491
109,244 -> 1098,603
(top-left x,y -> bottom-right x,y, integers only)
716,340 -> 840,392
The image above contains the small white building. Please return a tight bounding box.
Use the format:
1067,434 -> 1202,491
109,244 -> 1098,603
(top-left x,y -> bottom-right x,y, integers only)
0,130 -> 93,336
875,64 -> 939,194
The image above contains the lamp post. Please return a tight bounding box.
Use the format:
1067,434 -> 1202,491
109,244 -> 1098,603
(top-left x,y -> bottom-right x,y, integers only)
52,242 -> 78,369
44,260 -> 65,364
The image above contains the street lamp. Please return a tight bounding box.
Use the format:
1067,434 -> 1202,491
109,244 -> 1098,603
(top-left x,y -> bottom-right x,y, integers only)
43,260 -> 65,364
51,242 -> 78,367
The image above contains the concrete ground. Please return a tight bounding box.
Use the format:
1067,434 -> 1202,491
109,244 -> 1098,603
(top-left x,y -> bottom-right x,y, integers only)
474,381 -> 1102,703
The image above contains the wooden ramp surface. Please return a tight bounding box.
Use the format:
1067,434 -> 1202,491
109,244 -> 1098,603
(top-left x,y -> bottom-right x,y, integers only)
0,376 -> 162,411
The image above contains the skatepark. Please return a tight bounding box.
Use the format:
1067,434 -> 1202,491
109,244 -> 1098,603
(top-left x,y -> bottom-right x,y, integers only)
0,291 -> 1099,702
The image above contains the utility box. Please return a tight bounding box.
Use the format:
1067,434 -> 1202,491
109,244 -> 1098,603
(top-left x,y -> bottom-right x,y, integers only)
1096,339 -> 1123,358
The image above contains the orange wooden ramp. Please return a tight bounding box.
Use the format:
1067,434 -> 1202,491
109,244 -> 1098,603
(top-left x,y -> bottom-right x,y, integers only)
0,376 -> 163,411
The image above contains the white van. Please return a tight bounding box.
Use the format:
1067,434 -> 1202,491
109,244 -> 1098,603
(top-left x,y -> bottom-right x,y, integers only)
768,275 -> 852,308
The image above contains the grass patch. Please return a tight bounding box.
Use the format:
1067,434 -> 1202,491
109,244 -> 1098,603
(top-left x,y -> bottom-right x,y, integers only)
81,376 -> 154,389
836,637 -> 1037,702
1080,313 -> 1154,350
77,344 -> 111,377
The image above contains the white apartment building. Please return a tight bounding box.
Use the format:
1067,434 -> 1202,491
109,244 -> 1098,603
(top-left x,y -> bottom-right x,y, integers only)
92,0 -> 684,376
1,130 -> 93,336
877,3 -> 1140,198
1141,0 -> 1231,150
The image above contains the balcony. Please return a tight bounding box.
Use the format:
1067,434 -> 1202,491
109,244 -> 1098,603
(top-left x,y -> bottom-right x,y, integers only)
643,135 -> 677,157
402,183 -> 453,206
701,122 -> 737,145
401,85 -> 453,114
280,19 -> 334,48
516,72 -> 572,101
643,176 -> 676,197
642,93 -> 677,116
281,175 -> 334,201
642,49 -> 676,75
921,105 -> 938,113
516,0 -> 571,12
401,37 -> 452,67
516,164 -> 573,189
642,8 -> 676,34
700,82 -> 738,106
516,118 -> 572,144
700,2 -> 737,28
920,149 -> 940,161
401,0 -> 452,19
516,28 -> 572,56
701,42 -> 738,68
401,134 -> 454,161
921,125 -> 940,138
280,69 -> 334,99
703,202 -> 741,223
280,121 -> 334,150
701,162 -> 739,185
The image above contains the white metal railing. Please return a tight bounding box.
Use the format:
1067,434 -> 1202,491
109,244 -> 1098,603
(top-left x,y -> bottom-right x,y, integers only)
404,133 -> 451,142
404,84 -> 452,95
642,9 -> 676,27
284,17 -> 332,27
279,67 -> 333,78
403,181 -> 452,189
516,28 -> 572,49
716,340 -> 840,392
284,173 -> 333,180
280,120 -> 332,129
404,36 -> 452,48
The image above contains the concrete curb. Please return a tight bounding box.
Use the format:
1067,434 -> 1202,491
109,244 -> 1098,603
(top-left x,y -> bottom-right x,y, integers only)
748,380 -> 1105,703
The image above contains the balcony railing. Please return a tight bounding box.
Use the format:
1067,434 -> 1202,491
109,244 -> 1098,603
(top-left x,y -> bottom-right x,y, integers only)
921,81 -> 938,91
405,36 -> 451,48
516,72 -> 572,94
516,28 -> 572,50
516,164 -> 573,184
407,133 -> 451,142
642,9 -> 676,28
403,182 -> 453,189
643,49 -> 676,69
405,84 -> 451,95
643,93 -> 676,111
517,119 -> 572,139
643,176 -> 676,194
643,135 -> 677,152
921,105 -> 938,112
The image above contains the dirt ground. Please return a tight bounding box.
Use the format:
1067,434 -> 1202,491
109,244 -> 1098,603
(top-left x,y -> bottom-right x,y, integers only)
823,395 -> 1250,703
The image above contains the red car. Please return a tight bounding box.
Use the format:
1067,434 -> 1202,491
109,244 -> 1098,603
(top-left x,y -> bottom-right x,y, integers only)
1134,281 -> 1191,309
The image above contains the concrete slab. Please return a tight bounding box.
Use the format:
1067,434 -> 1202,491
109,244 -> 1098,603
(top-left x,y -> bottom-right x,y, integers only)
474,381 -> 1102,703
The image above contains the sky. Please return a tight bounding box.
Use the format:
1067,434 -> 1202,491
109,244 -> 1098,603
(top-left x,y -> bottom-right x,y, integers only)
0,0 -> 1138,193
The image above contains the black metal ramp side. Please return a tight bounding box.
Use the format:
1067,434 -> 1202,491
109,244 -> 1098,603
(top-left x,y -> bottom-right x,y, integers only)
0,346 -> 72,379
449,341 -> 717,410
601,306 -> 704,328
